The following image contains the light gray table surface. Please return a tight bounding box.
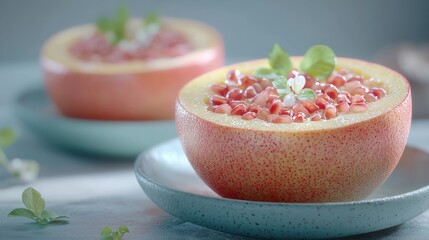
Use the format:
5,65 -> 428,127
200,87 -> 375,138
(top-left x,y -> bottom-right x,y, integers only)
0,62 -> 428,240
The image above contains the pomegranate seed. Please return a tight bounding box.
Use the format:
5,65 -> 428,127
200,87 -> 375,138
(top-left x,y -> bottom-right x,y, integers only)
214,104 -> 232,114
340,91 -> 352,101
248,103 -> 259,113
241,75 -> 257,87
259,79 -> 272,89
324,105 -> 337,119
242,111 -> 257,120
336,102 -> 350,113
351,86 -> 368,96
350,103 -> 367,112
210,95 -> 228,105
256,108 -> 270,121
336,94 -> 351,104
231,104 -> 246,116
343,81 -> 362,92
227,69 -> 241,82
338,68 -> 350,75
364,93 -> 377,103
303,74 -> 316,88
270,100 -> 284,114
310,113 -> 322,121
301,100 -> 319,114
293,105 -> 310,118
372,87 -> 387,98
267,114 -> 278,123
229,100 -> 247,108
313,82 -> 328,91
329,75 -> 346,87
252,83 -> 263,93
347,75 -> 364,83
226,88 -> 243,101
267,95 -> 280,107
210,84 -> 228,96
315,98 -> 329,109
317,93 -> 333,103
253,91 -> 270,106
271,115 -> 293,124
264,86 -> 277,96
294,112 -> 305,123
325,86 -> 339,100
244,86 -> 257,98
351,95 -> 366,104
280,107 -> 293,116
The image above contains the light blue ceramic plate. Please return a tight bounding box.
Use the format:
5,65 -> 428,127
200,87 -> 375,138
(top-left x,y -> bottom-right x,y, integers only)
135,138 -> 429,239
14,87 -> 176,157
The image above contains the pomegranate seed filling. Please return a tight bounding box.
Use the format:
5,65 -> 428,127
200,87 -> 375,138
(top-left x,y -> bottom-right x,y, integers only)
207,69 -> 387,123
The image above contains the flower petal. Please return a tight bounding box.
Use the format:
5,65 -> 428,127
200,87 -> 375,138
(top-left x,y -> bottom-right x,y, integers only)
292,75 -> 306,93
283,93 -> 296,106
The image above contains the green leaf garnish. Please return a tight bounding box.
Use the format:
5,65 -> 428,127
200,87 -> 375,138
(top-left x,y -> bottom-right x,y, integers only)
300,44 -> 336,80
8,187 -> 68,224
297,88 -> 316,101
268,44 -> 292,76
144,12 -> 160,28
0,128 -> 17,149
96,6 -> 129,44
272,76 -> 291,98
101,225 -> 129,240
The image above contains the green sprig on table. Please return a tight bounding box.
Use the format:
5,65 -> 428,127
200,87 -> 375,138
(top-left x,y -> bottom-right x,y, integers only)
100,225 -> 129,240
8,187 -> 69,224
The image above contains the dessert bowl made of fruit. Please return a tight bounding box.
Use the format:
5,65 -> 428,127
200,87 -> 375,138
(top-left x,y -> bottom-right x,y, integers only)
176,44 -> 411,203
42,7 -> 224,120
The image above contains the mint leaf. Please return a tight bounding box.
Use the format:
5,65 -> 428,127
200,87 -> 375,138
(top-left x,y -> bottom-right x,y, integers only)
297,88 -> 316,101
96,6 -> 129,44
118,225 -> 129,235
22,187 -> 45,217
101,225 -> 129,240
40,210 -> 68,223
144,12 -> 160,28
8,208 -> 36,219
253,68 -> 278,79
272,76 -> 288,89
300,44 -> 336,80
0,128 -> 17,148
268,44 -> 292,76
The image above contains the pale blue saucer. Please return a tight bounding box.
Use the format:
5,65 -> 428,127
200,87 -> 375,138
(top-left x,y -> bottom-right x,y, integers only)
13,87 -> 176,157
135,139 -> 429,239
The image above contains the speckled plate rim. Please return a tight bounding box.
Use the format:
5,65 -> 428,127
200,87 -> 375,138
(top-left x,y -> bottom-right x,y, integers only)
135,139 -> 429,239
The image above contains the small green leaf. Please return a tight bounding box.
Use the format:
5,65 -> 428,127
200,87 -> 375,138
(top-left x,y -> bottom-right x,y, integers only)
22,187 -> 45,217
0,128 -> 17,148
96,6 -> 129,45
96,17 -> 112,33
41,210 -> 58,220
35,217 -> 49,224
253,68 -> 278,79
300,44 -> 336,80
272,76 -> 289,90
8,208 -> 36,219
118,225 -> 129,235
144,12 -> 160,28
268,44 -> 292,76
297,88 -> 316,101
101,226 -> 113,238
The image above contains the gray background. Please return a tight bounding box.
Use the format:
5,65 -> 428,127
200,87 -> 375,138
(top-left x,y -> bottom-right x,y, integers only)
1,0 -> 429,62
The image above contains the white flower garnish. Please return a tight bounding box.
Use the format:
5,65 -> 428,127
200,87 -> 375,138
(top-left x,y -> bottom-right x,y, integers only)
9,158 -> 39,182
283,93 -> 296,106
287,75 -> 306,94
